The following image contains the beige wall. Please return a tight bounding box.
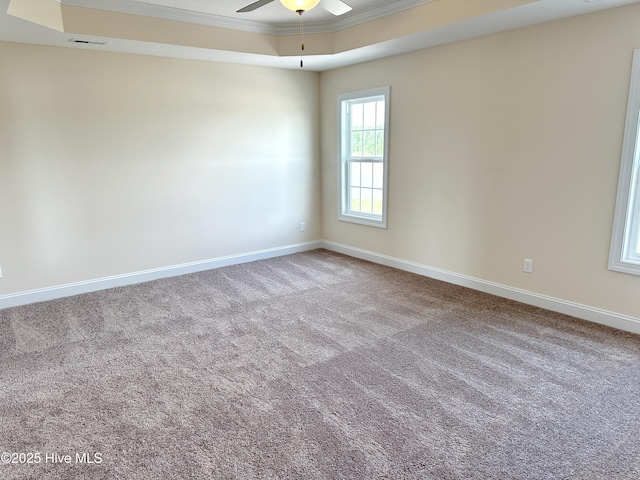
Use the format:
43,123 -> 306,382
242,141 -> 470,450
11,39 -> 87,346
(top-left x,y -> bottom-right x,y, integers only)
320,4 -> 640,319
2,3 -> 640,321
0,42 -> 320,293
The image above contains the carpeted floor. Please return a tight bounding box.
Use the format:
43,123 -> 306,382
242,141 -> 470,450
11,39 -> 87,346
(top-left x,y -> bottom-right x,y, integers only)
0,249 -> 639,479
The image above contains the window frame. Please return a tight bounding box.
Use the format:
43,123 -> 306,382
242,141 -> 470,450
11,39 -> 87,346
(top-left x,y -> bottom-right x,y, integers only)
337,86 -> 390,229
609,49 -> 640,275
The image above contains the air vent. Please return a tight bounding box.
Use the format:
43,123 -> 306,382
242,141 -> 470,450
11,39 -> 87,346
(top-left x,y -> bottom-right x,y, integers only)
69,39 -> 109,46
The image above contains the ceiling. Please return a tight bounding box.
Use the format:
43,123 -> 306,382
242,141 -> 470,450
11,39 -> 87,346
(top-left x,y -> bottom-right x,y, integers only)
122,0 -> 399,27
1,0 -> 640,71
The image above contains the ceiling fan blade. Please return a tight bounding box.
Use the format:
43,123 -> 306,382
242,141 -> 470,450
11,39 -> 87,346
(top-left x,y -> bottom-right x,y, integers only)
320,0 -> 352,16
237,0 -> 275,13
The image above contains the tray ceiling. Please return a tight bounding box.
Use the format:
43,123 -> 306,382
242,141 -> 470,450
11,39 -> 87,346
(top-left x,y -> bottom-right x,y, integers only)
2,0 -> 640,71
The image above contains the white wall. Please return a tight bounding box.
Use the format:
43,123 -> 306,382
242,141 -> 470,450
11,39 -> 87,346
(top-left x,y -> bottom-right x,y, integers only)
0,42 -> 320,294
320,4 -> 640,320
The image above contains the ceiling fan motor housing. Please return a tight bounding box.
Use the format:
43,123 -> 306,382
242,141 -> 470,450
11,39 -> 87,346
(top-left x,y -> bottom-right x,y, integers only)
280,0 -> 321,13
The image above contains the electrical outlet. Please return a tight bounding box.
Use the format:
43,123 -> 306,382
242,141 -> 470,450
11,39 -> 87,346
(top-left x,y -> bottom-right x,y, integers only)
300,221 -> 306,232
524,259 -> 533,273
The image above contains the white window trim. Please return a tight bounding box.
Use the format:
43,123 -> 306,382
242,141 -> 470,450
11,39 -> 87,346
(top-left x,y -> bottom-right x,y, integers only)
337,86 -> 390,229
609,49 -> 640,275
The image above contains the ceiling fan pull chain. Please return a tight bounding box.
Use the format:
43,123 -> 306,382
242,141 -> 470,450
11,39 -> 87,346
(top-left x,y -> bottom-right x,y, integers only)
299,10 -> 304,68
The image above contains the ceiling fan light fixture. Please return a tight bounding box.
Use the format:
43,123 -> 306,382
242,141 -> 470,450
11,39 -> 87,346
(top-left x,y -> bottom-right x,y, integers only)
279,0 -> 320,13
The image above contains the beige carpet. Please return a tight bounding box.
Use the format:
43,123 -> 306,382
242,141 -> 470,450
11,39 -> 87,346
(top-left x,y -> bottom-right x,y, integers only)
0,249 -> 639,479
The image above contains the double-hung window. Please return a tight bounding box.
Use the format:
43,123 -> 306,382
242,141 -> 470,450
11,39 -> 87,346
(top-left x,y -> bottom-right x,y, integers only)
338,87 -> 390,228
609,50 -> 640,275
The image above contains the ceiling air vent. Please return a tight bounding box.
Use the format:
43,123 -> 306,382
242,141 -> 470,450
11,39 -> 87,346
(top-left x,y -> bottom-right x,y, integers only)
70,39 -> 109,46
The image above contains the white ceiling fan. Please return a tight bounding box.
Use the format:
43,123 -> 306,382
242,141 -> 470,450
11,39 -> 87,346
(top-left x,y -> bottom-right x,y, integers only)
237,0 -> 352,15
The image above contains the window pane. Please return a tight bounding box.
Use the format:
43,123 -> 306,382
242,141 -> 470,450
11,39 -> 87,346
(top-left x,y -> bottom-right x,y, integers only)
364,101 -> 376,129
350,162 -> 361,187
338,87 -> 388,228
364,130 -> 376,157
375,130 -> 384,157
351,131 -> 363,157
351,103 -> 363,129
626,167 -> 640,258
634,169 -> 640,255
361,188 -> 373,214
376,100 -> 385,128
373,189 -> 383,216
350,187 -> 361,212
373,163 -> 383,189
361,162 -> 373,188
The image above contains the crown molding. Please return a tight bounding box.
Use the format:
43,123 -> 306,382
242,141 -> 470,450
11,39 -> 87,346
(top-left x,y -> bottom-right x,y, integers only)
61,0 -> 279,34
60,0 -> 433,35
322,0 -> 433,33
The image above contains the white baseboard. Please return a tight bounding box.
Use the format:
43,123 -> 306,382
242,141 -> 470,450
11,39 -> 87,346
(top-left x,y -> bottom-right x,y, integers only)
321,241 -> 640,335
0,241 -> 323,310
2,239 -> 639,336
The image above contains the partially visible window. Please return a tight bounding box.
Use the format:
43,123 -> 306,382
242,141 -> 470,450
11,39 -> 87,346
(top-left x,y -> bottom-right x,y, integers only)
609,49 -> 640,275
338,87 -> 390,228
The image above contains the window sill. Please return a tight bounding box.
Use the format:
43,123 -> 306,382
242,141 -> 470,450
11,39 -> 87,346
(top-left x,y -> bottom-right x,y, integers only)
608,259 -> 640,276
338,214 -> 387,229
